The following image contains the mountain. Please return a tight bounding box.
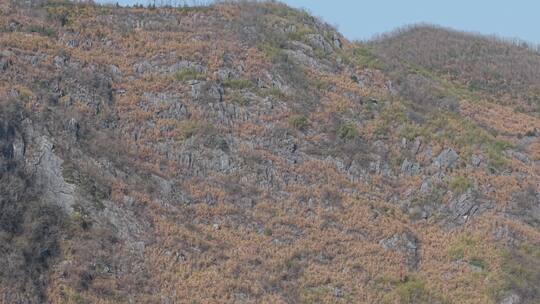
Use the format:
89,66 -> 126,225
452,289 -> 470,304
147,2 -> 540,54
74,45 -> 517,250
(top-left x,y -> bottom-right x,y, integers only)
0,1 -> 538,303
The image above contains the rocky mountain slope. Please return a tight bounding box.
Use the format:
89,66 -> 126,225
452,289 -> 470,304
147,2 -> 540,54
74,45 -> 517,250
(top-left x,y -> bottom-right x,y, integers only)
0,1 -> 538,303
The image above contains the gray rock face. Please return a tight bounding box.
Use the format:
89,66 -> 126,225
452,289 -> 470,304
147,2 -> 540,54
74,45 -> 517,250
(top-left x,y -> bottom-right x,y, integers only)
16,119 -> 75,213
133,60 -> 151,74
332,33 -> 342,49
401,137 -> 408,148
10,132 -> 25,162
283,49 -> 332,72
506,150 -> 530,164
27,136 -> 76,213
60,63 -> 113,115
109,64 -> 122,80
289,40 -> 314,53
133,56 -> 206,76
500,293 -> 521,304
53,55 -> 68,68
471,154 -> 483,167
441,190 -> 493,229
379,231 -> 419,270
307,33 -> 334,53
0,124 -> 15,163
401,158 -> 421,176
7,119 -> 153,255
175,143 -> 236,177
401,183 -> 443,222
140,92 -> 189,120
8,20 -> 21,30
434,148 -> 459,171
0,56 -> 10,71
419,178 -> 432,193
492,223 -> 522,247
191,81 -> 223,103
202,102 -> 249,125
505,189 -> 540,228
404,202 -> 433,222
216,67 -> 238,82
101,199 -> 150,242
261,70 -> 289,93
411,137 -> 422,155
168,60 -> 206,74
64,38 -> 78,48
65,118 -> 80,141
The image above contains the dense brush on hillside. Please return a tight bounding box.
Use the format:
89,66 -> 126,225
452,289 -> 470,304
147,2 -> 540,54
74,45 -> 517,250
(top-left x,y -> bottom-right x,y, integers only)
0,1 -> 539,303
370,25 -> 540,114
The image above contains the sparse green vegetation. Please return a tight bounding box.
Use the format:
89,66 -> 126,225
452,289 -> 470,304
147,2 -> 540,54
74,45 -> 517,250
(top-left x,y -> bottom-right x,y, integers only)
448,176 -> 472,195
258,87 -> 286,99
223,78 -> 254,90
176,5 -> 210,14
27,25 -> 58,37
299,286 -> 329,304
398,112 -> 511,168
374,102 -> 408,139
469,256 -> 487,271
180,120 -> 202,139
408,184 -> 445,220
448,246 -> 465,261
175,68 -> 206,81
524,88 -> 540,113
180,120 -> 212,139
298,285 -> 349,304
312,47 -> 328,59
261,43 -> 283,61
289,115 -> 309,130
286,23 -> 313,43
394,278 -> 429,304
62,164 -> 78,184
46,4 -> 75,27
447,234 -> 476,261
62,164 -> 108,209
59,285 -> 88,304
230,92 -> 249,106
489,244 -> 540,303
383,277 -> 448,304
337,123 -> 358,140
485,139 -> 511,170
350,46 -> 382,69
66,207 -> 92,235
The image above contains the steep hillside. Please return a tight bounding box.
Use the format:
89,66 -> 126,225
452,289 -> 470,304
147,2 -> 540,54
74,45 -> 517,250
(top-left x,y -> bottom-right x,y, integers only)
0,1 -> 538,304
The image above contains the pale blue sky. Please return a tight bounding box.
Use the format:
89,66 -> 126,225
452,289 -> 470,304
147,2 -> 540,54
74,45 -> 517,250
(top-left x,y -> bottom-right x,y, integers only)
97,0 -> 540,44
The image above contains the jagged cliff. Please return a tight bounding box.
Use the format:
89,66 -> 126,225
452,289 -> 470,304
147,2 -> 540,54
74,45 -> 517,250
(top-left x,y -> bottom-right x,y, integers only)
0,1 -> 539,303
